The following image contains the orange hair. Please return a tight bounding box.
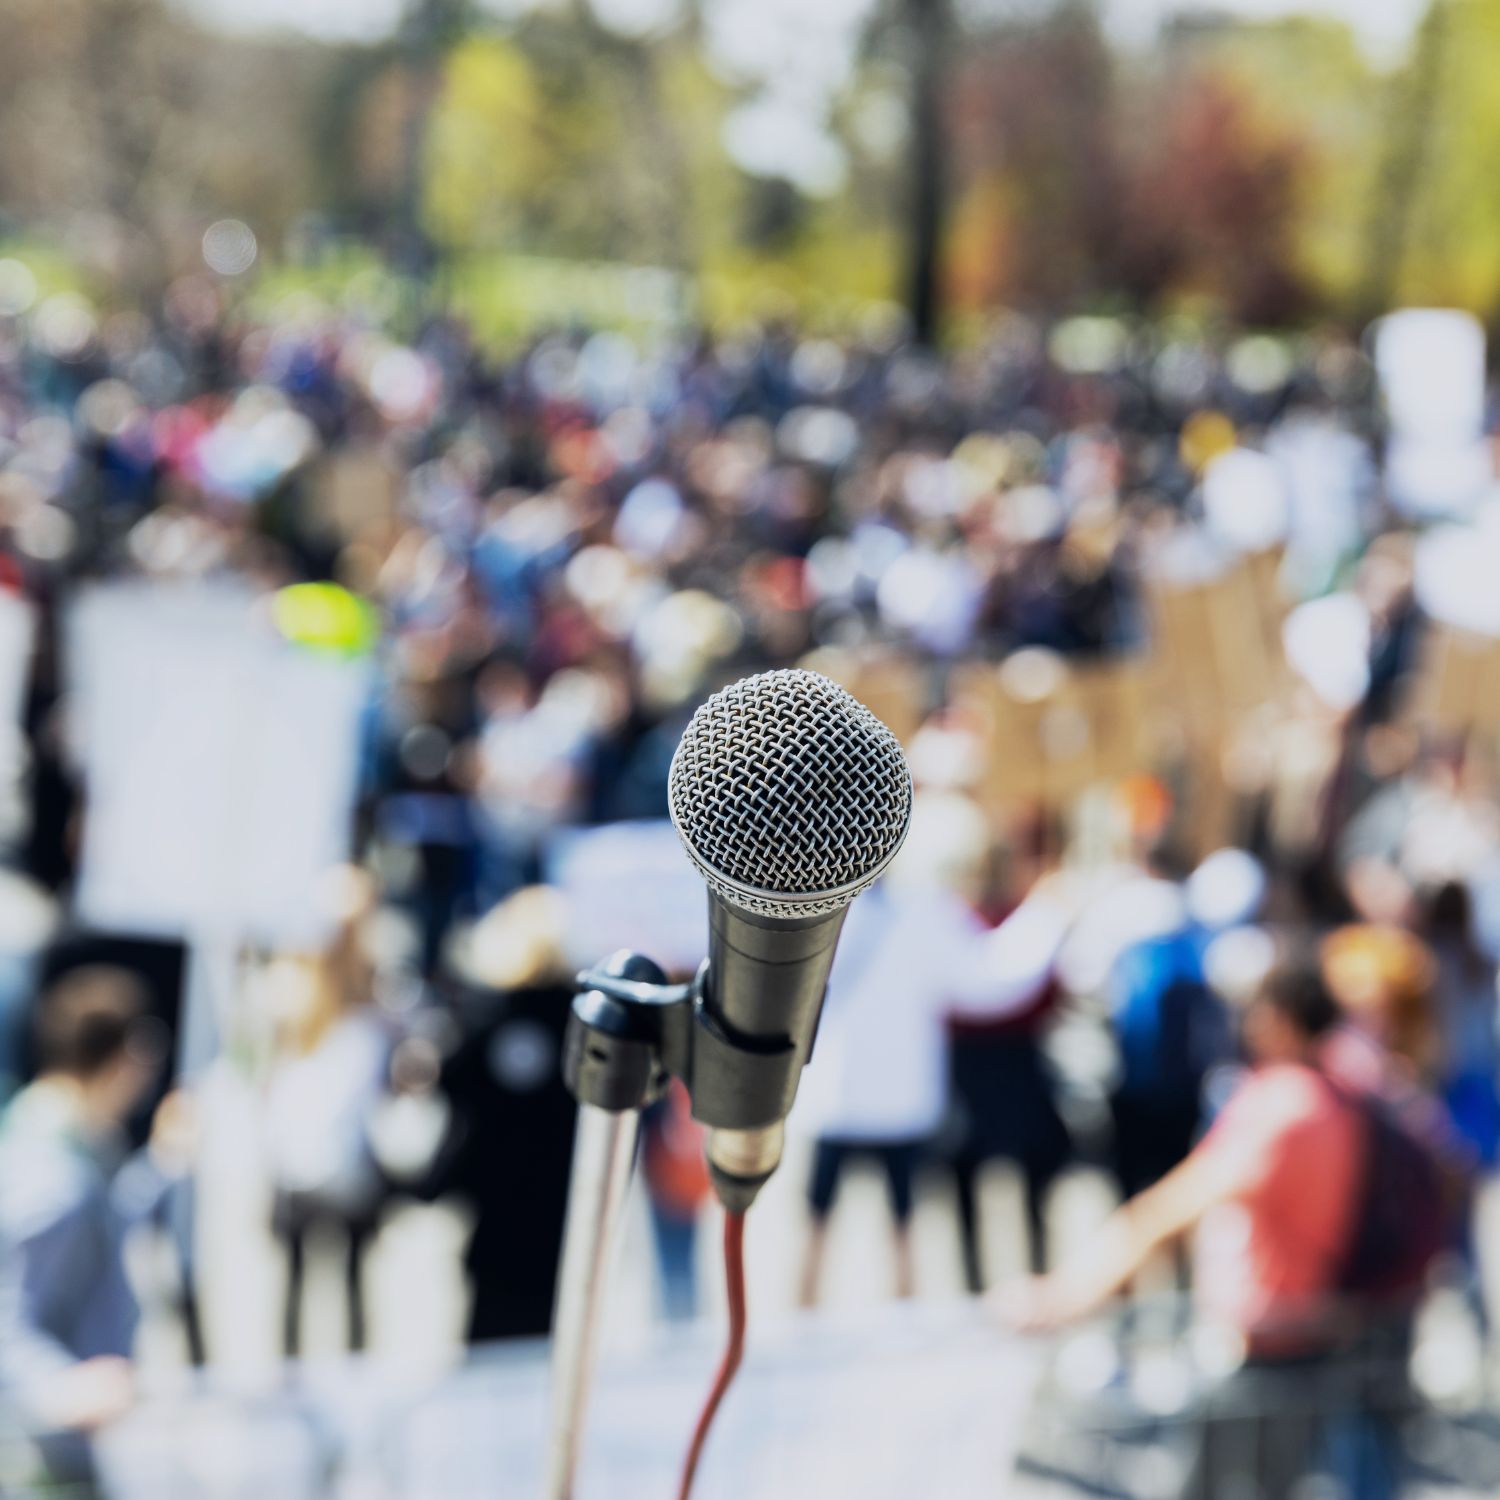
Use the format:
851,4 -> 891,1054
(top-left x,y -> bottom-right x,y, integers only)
1320,924 -> 1439,1076
1114,774 -> 1173,844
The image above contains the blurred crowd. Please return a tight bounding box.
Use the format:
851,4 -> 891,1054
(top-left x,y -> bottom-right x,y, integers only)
1,268 -> 1500,1495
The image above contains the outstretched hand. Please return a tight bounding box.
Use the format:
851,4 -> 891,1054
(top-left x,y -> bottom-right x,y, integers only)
38,1356 -> 136,1432
990,1269 -> 1104,1334
148,1088 -> 198,1175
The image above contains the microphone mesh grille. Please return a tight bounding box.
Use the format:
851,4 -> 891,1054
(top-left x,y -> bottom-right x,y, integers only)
668,669 -> 912,918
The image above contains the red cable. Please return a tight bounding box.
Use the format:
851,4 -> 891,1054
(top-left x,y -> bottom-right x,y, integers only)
676,1210 -> 747,1500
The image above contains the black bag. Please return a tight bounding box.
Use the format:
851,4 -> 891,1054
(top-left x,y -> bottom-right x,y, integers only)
1334,1083 -> 1447,1302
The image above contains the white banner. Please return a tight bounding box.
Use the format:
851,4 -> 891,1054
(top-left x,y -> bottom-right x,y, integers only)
69,582 -> 371,947
544,819 -> 708,979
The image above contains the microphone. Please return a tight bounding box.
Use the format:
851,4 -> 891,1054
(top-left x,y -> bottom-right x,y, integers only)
544,670 -> 909,1496
668,669 -> 912,1208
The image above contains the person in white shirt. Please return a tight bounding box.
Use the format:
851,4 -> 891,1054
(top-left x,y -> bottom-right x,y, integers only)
794,877 -> 1072,1305
262,869 -> 391,1356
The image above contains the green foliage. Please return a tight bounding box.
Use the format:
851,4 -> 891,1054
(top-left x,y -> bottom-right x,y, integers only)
419,22 -> 741,270
422,36 -> 548,251
414,19 -> 897,326
699,225 -> 902,328
446,252 -> 685,339
1399,0 -> 1500,314
0,0 -> 336,290
0,239 -> 92,302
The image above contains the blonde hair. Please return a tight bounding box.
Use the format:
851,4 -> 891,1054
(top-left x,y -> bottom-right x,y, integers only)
459,886 -> 571,991
275,865 -> 378,1054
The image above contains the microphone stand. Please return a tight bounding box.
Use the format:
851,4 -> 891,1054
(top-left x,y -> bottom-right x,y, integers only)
543,1101 -> 641,1500
542,952 -> 694,1500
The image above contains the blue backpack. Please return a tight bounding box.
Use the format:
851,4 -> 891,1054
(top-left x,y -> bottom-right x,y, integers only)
1112,930 -> 1229,1107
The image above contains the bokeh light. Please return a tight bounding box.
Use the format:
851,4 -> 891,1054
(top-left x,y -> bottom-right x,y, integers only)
202,218 -> 259,276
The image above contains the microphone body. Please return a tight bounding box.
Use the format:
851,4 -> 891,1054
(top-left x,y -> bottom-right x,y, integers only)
706,899 -> 847,1088
691,902 -> 847,1203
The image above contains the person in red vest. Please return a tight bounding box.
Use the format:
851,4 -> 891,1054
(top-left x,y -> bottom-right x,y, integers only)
1000,959 -> 1452,1500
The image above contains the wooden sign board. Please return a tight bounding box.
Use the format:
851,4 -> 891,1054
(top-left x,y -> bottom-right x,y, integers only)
1143,552 -> 1287,746
313,444 -> 404,541
952,655 -> 1157,811
1408,624 -> 1500,739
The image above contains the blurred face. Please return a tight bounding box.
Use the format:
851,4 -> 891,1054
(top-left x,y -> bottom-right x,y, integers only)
87,1051 -> 159,1127
88,1013 -> 168,1125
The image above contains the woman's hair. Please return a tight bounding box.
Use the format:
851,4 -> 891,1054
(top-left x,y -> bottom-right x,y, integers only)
1255,960 -> 1341,1041
1426,879 -> 1473,937
279,865 -> 378,1055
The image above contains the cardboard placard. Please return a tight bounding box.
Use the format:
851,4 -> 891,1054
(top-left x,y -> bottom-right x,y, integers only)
313,444 -> 404,541
1144,554 -> 1286,745
543,819 -> 707,979
952,655 -> 1158,811
1409,624 -> 1500,739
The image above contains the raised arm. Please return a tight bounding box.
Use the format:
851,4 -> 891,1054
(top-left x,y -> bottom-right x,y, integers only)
997,1140 -> 1242,1330
946,889 -> 1072,1021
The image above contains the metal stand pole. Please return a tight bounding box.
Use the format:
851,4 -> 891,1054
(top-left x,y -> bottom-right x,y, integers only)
543,1102 -> 641,1500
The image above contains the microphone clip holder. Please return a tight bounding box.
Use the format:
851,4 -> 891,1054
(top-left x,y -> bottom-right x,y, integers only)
563,954 -> 692,1115
564,950 -> 801,1208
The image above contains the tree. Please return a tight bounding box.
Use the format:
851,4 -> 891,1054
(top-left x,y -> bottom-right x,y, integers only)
0,0 -> 335,291
1390,0 -> 1500,320
421,35 -> 549,253
903,0 -> 954,345
1161,15 -> 1382,318
1360,0 -> 1447,319
1115,71 -> 1313,323
418,16 -> 734,270
942,3 -> 1122,316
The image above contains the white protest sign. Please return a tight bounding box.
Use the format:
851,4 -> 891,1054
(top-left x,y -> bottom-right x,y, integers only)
69,582 -> 371,948
1415,514 -> 1500,637
1376,309 -> 1491,518
1283,592 -> 1371,712
1202,447 -> 1290,554
1376,309 -> 1486,442
544,819 -> 707,978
